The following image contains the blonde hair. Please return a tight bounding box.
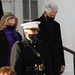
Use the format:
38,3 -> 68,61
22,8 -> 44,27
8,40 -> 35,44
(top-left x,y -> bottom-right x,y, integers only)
0,12 -> 18,30
0,66 -> 16,75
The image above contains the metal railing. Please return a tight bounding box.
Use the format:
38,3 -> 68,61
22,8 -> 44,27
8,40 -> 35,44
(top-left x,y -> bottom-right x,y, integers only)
63,46 -> 75,75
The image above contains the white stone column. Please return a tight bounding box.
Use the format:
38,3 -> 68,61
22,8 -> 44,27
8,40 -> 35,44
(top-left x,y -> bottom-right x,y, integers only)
12,0 -> 24,37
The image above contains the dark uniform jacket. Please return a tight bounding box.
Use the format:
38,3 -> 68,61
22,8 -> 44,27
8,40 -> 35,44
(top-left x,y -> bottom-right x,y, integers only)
10,37 -> 53,75
0,0 -> 3,19
0,30 -> 22,67
33,14 -> 65,75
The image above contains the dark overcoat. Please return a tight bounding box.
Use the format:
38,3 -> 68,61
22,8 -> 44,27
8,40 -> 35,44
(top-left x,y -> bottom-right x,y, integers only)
0,30 -> 22,67
33,14 -> 65,75
0,0 -> 3,19
10,38 -> 53,75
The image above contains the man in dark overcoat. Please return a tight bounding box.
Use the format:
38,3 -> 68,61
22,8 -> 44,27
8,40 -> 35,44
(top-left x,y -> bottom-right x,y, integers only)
10,21 -> 53,75
33,2 -> 65,75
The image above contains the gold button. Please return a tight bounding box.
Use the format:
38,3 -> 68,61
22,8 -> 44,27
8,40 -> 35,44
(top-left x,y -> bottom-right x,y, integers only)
34,45 -> 36,47
35,64 -> 37,66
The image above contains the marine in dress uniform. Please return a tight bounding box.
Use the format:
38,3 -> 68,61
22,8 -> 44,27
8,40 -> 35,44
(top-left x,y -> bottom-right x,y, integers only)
10,21 -> 53,75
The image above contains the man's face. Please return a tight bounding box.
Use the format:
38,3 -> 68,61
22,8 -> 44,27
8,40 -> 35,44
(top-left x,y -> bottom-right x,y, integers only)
46,11 -> 57,18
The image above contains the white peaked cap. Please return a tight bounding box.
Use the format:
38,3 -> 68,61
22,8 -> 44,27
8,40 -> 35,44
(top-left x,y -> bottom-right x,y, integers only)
21,21 -> 41,30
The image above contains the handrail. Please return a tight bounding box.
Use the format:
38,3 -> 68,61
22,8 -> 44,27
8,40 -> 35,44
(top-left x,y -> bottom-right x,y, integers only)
63,46 -> 75,55
63,46 -> 75,75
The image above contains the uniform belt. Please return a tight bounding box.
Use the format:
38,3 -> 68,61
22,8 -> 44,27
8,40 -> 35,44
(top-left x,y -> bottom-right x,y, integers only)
26,64 -> 45,71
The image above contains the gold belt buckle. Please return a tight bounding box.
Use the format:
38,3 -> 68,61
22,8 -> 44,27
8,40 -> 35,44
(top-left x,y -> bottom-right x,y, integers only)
39,64 -> 45,71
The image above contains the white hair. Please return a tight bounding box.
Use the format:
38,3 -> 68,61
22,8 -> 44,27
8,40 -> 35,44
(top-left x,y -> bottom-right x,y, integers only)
45,2 -> 58,13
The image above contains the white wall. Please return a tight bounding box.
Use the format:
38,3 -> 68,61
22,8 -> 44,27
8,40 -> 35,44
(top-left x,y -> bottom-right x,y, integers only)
13,0 -> 23,37
38,0 -> 75,75
2,0 -> 12,12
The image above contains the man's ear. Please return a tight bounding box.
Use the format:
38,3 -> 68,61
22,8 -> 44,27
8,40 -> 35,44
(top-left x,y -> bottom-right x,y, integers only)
44,11 -> 46,14
44,11 -> 47,17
